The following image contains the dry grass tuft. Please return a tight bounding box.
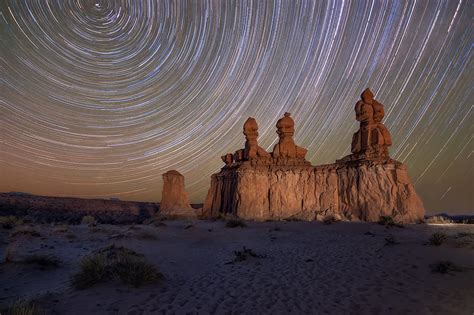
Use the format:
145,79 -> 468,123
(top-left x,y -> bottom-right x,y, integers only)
428,232 -> 448,246
71,245 -> 162,289
1,299 -> 44,315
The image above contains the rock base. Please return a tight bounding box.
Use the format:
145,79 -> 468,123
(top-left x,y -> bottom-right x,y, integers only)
203,158 -> 424,223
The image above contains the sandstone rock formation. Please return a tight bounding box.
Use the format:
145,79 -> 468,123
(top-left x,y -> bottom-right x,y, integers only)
160,170 -> 196,217
203,90 -> 425,223
347,88 -> 392,161
272,112 -> 308,159
222,117 -> 271,165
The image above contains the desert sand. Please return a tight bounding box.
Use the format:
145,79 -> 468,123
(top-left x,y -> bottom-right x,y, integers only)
0,220 -> 473,314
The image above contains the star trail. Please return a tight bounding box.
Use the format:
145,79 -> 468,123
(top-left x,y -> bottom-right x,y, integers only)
1,0 -> 472,214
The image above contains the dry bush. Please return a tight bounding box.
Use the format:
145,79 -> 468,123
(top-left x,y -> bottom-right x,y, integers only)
378,216 -> 404,228
1,299 -> 44,315
72,245 -> 162,289
80,215 -> 97,226
323,215 -> 339,225
428,232 -> 448,246
0,216 -> 23,229
232,247 -> 266,262
225,219 -> 247,228
4,246 -> 60,269
430,261 -> 462,274
384,235 -> 400,246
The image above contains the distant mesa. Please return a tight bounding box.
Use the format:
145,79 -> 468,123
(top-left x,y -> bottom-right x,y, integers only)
0,193 -> 157,224
159,170 -> 198,217
204,89 -> 425,223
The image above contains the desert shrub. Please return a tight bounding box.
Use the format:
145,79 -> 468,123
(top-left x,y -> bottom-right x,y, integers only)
72,254 -> 108,289
1,299 -> 43,315
225,219 -> 247,228
81,215 -> 97,226
72,245 -> 162,289
114,258 -> 162,287
426,216 -> 453,224
428,232 -> 448,246
384,235 -> 400,246
430,261 -> 462,274
10,228 -> 40,238
232,247 -> 266,262
284,217 -> 302,222
323,215 -> 338,225
0,216 -> 23,229
378,216 -> 404,228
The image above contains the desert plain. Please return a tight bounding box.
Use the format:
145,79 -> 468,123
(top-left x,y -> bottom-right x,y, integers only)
0,218 -> 473,314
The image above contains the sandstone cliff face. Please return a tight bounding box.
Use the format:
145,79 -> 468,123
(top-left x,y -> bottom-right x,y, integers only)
203,92 -> 425,223
160,170 -> 197,217
203,159 -> 424,223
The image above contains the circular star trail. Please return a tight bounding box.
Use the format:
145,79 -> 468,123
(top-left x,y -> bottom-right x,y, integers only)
1,0 -> 472,214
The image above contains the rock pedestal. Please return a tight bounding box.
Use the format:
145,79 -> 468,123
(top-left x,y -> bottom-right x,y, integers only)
160,170 -> 196,217
203,90 -> 425,223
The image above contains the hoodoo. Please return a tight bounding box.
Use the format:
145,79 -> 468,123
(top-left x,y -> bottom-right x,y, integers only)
203,90 -> 425,223
160,170 -> 196,217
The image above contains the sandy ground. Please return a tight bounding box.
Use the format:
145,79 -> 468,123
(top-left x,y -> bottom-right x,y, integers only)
0,220 -> 473,315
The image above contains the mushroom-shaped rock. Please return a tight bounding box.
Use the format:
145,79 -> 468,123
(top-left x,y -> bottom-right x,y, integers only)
160,170 -> 196,217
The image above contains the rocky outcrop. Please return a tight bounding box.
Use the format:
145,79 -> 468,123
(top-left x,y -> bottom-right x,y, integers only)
203,91 -> 425,223
160,170 -> 197,217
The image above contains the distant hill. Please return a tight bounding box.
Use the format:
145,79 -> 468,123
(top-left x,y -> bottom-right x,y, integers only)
0,192 -> 159,224
425,213 -> 474,224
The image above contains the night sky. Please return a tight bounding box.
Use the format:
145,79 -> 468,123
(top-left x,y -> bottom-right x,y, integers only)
1,0 -> 472,214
